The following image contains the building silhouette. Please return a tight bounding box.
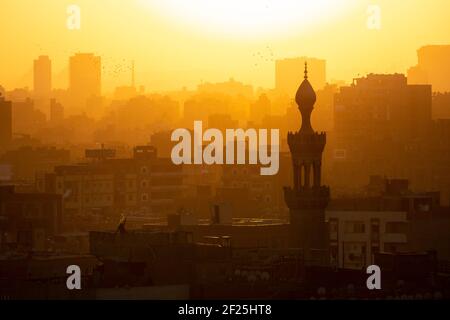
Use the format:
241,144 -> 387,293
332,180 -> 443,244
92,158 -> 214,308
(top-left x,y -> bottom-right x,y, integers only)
335,74 -> 431,144
33,55 -> 52,100
11,98 -> 46,136
276,57 -> 326,97
284,64 -> 330,265
0,94 -> 12,150
50,99 -> 64,124
326,176 -> 450,269
0,185 -> 62,251
408,45 -> 450,93
330,74 -> 436,195
37,146 -> 184,222
69,53 -> 101,107
432,92 -> 450,120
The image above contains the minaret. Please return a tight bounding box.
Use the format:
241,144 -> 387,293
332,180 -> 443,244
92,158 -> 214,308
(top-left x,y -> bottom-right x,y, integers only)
284,63 -> 330,265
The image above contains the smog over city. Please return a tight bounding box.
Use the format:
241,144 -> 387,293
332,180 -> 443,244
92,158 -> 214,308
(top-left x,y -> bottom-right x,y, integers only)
0,0 -> 449,314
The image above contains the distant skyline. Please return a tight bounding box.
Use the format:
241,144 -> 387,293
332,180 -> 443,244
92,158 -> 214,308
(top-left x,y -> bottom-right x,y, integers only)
1,0 -> 450,92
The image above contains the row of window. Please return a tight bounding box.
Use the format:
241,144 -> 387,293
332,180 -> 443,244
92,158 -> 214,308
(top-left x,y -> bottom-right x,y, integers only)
341,221 -> 407,234
58,179 -> 178,190
83,194 -> 154,202
230,182 -> 273,189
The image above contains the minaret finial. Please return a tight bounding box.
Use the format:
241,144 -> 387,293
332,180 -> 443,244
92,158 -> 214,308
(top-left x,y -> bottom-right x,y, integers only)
304,61 -> 308,80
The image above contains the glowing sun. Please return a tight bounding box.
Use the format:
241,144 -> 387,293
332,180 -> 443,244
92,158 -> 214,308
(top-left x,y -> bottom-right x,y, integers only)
138,0 -> 358,38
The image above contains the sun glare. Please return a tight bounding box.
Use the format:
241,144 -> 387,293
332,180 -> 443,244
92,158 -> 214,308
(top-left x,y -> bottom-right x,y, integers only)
138,0 -> 358,38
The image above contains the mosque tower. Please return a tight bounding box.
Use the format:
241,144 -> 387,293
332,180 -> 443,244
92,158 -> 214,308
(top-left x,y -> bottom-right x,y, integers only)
284,63 -> 330,265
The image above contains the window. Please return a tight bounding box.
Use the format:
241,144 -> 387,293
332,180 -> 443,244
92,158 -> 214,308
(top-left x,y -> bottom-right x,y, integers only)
329,220 -> 338,233
141,166 -> 148,174
334,149 -> 347,160
141,193 -> 149,202
141,180 -> 148,188
385,222 -> 407,234
371,224 -> 379,233
344,221 -> 366,234
384,243 -> 397,253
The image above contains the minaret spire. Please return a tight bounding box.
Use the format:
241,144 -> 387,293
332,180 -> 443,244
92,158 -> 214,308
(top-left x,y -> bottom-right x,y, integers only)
304,61 -> 308,80
295,62 -> 316,134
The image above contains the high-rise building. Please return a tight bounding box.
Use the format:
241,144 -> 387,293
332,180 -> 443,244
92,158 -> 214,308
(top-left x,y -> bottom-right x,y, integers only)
33,55 -> 52,99
408,45 -> 450,93
334,74 -> 432,154
276,57 -> 326,97
329,73 -> 436,196
0,95 -> 12,149
69,53 -> 101,106
284,64 -> 330,266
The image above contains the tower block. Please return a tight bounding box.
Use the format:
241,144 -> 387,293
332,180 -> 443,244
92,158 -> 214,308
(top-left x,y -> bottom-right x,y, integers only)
284,63 -> 330,265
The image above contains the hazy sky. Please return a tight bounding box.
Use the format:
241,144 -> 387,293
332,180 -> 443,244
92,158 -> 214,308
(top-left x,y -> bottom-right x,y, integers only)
1,0 -> 449,92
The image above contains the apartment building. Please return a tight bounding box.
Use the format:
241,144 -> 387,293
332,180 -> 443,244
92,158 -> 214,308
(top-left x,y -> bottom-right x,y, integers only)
37,146 -> 184,219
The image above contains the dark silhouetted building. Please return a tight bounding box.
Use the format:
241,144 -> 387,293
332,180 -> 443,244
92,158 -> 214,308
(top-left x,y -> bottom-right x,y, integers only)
327,176 -> 450,269
0,95 -> 12,150
0,146 -> 70,181
335,74 -> 431,144
0,253 -> 97,299
0,185 -> 62,251
432,92 -> 450,119
330,74 -> 434,192
37,146 -> 184,224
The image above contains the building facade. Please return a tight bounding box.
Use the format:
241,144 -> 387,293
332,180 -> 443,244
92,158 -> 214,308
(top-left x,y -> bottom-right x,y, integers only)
0,95 -> 12,150
0,185 -> 62,251
326,177 -> 450,269
37,146 -> 184,223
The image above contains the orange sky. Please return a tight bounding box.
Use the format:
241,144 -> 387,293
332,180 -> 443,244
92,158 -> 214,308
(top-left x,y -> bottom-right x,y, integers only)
0,0 -> 449,92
